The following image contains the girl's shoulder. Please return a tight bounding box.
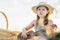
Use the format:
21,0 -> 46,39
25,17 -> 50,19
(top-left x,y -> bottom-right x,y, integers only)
47,19 -> 53,26
32,19 -> 37,26
48,19 -> 53,23
48,19 -> 53,21
32,19 -> 37,23
47,19 -> 57,29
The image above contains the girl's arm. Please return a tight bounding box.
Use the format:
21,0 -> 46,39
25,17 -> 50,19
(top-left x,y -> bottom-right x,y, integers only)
21,20 -> 35,38
25,21 -> 35,31
46,20 -> 57,37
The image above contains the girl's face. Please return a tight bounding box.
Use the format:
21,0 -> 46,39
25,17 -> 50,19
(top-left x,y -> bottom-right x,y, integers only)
37,6 -> 49,17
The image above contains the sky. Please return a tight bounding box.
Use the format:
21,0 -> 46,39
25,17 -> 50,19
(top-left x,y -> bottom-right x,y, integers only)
0,0 -> 60,32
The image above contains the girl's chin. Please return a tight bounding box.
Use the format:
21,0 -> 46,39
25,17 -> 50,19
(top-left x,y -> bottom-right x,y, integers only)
39,15 -> 43,17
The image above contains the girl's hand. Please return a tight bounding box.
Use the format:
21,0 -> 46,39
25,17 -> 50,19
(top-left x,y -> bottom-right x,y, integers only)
51,24 -> 57,29
21,28 -> 27,38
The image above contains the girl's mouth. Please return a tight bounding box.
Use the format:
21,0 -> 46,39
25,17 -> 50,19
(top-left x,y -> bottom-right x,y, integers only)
40,13 -> 42,15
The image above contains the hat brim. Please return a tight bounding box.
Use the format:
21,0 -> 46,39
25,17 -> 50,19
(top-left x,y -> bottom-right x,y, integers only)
32,2 -> 54,14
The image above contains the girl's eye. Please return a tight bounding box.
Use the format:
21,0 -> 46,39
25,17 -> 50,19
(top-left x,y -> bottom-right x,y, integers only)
42,9 -> 45,11
38,9 -> 41,10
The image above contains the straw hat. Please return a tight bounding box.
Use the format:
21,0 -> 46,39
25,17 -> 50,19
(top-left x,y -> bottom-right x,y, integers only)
32,2 -> 54,14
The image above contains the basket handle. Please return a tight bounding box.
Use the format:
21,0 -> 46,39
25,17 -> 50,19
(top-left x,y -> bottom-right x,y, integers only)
0,11 -> 8,31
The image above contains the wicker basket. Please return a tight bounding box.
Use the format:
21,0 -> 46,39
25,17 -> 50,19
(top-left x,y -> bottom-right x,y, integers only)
0,11 -> 20,40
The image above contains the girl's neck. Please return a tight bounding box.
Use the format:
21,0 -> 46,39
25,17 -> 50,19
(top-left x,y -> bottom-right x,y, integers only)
38,17 -> 44,21
37,17 -> 44,25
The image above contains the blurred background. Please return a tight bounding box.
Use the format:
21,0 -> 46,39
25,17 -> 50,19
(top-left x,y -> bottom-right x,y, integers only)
0,0 -> 60,32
